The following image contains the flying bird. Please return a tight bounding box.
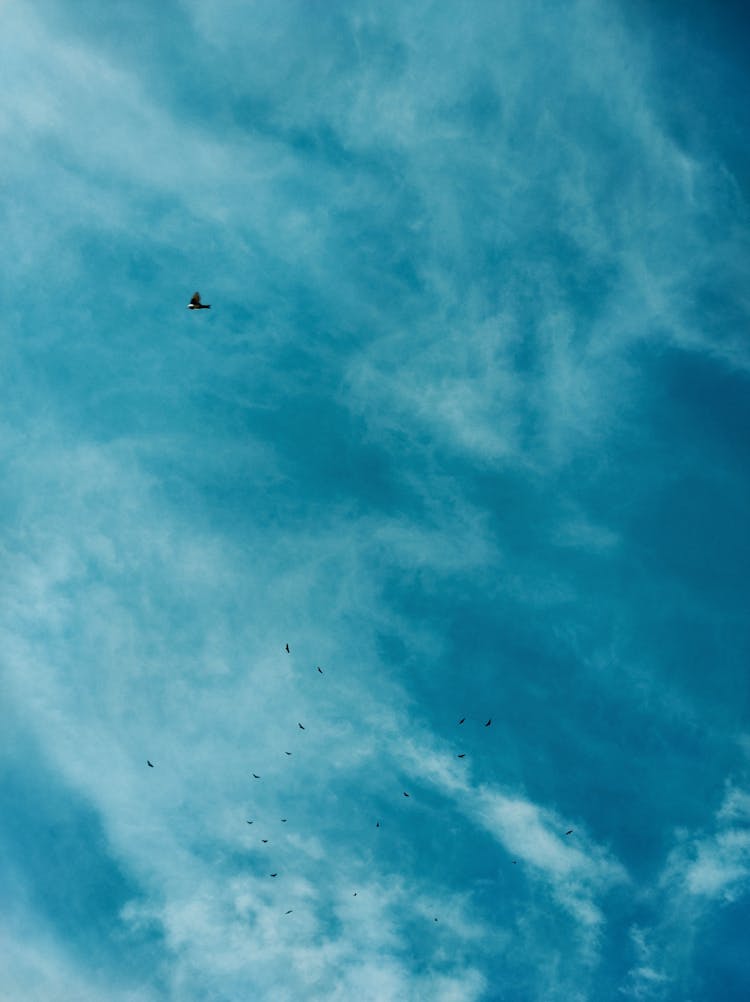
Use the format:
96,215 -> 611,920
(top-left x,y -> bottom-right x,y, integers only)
457,754 -> 466,758
285,644 -> 290,653
146,761 -> 154,767
353,892 -> 357,897
281,819 -> 287,823
298,722 -> 305,730
284,910 -> 293,915
434,918 -> 438,922
484,719 -> 492,727
261,839 -> 269,843
317,666 -> 324,674
403,792 -> 410,798
376,821 -> 380,828
458,718 -> 465,725
270,873 -> 278,877
247,821 -> 254,825
252,774 -> 261,779
187,292 -> 210,310
565,830 -> 574,835
285,752 -> 292,756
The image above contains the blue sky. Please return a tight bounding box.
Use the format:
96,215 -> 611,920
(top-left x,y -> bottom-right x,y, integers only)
1,0 -> 749,999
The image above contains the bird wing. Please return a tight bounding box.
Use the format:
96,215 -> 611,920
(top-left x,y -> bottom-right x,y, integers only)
190,292 -> 201,306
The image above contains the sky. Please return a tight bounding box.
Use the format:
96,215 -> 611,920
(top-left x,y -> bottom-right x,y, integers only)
1,0 -> 749,999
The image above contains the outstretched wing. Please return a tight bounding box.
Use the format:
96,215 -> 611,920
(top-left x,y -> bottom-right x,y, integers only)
190,292 -> 202,306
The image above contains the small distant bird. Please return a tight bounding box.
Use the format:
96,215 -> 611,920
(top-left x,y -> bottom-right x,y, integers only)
284,910 -> 293,915
565,830 -> 574,835
285,644 -> 290,653
298,722 -> 305,730
484,719 -> 492,727
457,754 -> 466,759
353,892 -> 357,897
285,752 -> 292,756
317,666 -> 324,674
147,760 -> 154,767
252,774 -> 261,779
403,792 -> 410,798
512,860 -> 517,864
376,821 -> 380,828
458,718 -> 465,725
281,819 -> 287,823
262,839 -> 269,843
434,918 -> 438,922
270,873 -> 278,877
187,292 -> 210,310
247,821 -> 254,825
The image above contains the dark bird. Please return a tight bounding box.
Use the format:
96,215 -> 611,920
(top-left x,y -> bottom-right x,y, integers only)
458,718 -> 465,725
281,819 -> 287,823
317,666 -> 324,674
403,792 -> 410,798
284,910 -> 293,915
285,644 -> 290,653
270,873 -> 278,877
285,751 -> 292,756
353,892 -> 357,897
187,292 -> 211,310
247,821 -> 254,825
252,774 -> 261,779
376,821 -> 380,828
457,754 -> 466,758
512,860 -> 517,864
298,722 -> 305,730
434,918 -> 438,922
146,761 -> 154,767
262,839 -> 269,843
484,719 -> 492,727
565,830 -> 574,835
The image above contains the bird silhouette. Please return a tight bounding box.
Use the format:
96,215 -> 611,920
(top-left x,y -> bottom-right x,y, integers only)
252,774 -> 261,779
376,821 -> 380,828
247,820 -> 254,825
484,719 -> 492,727
270,873 -> 278,877
565,830 -> 574,835
458,718 -> 466,725
285,752 -> 292,756
146,761 -> 154,767
298,722 -> 305,730
285,644 -> 290,653
353,892 -> 357,897
281,819 -> 287,823
457,754 -> 466,758
403,792 -> 410,797
262,839 -> 269,843
317,666 -> 324,674
187,292 -> 211,310
284,910 -> 293,915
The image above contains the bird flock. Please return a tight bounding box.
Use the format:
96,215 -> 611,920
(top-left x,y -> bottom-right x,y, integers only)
146,611 -> 575,920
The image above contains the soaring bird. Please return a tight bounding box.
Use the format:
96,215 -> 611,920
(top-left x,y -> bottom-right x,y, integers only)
284,910 -> 293,915
285,644 -> 290,653
281,819 -> 288,823
270,873 -> 278,877
376,821 -> 380,828
457,754 -> 466,759
247,821 -> 254,825
403,792 -> 410,798
252,774 -> 261,779
187,292 -> 211,310
458,718 -> 466,725
317,666 -> 324,674
285,751 -> 292,756
298,722 -> 305,730
484,719 -> 492,727
262,839 -> 269,843
565,830 -> 574,835
146,760 -> 154,767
